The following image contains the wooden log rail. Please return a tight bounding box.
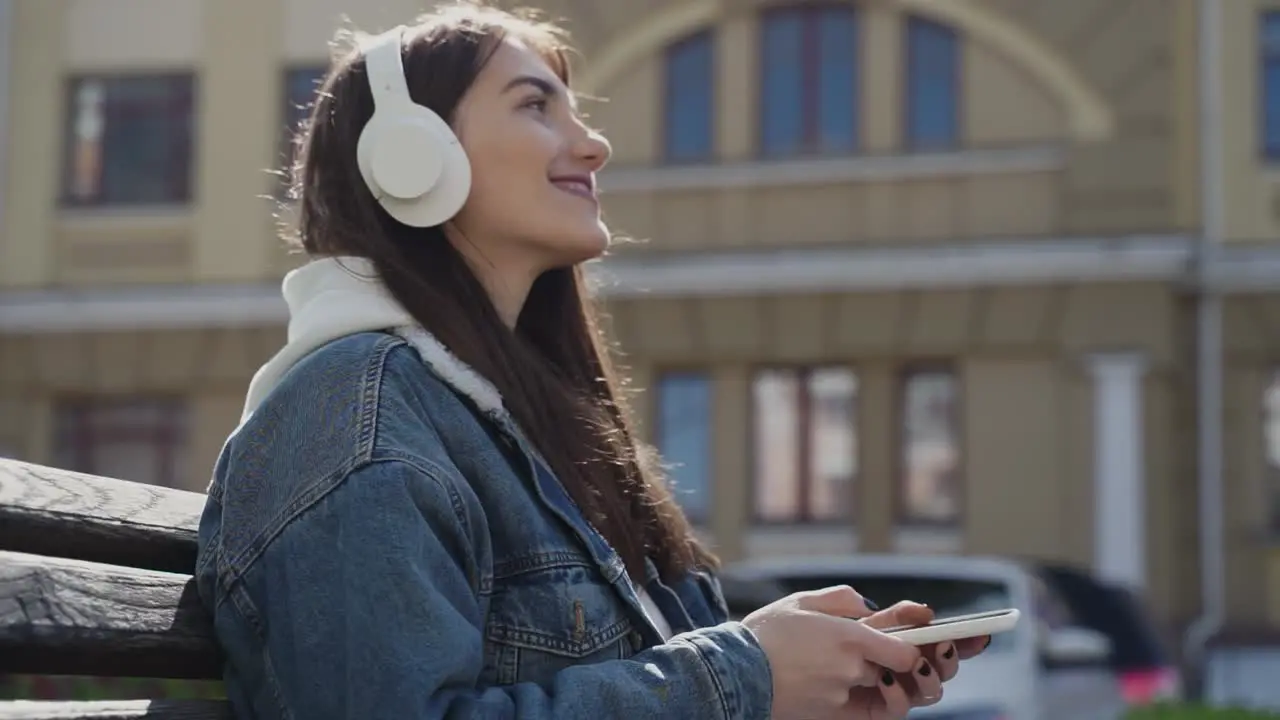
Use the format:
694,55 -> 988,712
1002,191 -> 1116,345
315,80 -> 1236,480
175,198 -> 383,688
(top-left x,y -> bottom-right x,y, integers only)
0,459 -> 228,720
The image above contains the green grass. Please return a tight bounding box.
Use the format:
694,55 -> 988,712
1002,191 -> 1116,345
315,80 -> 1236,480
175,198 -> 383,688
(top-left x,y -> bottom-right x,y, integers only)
1125,704 -> 1280,719
0,675 -> 225,701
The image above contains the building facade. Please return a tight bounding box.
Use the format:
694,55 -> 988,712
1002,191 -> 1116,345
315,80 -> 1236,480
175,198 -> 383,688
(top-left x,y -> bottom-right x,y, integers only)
2,0 -> 1280,640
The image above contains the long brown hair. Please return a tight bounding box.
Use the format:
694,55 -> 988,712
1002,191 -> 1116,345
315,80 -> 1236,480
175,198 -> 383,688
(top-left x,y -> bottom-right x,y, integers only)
287,3 -> 715,582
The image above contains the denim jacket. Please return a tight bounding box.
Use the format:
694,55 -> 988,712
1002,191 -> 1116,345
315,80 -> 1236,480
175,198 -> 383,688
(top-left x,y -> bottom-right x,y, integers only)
194,259 -> 772,719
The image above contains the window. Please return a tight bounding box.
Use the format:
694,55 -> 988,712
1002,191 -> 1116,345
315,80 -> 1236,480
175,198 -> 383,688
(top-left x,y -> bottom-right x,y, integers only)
898,366 -> 961,524
1263,12 -> 1280,159
759,5 -> 859,157
663,31 -> 715,163
654,372 -> 714,523
905,17 -> 960,150
62,74 -> 195,206
752,366 -> 857,523
1265,369 -> 1280,533
280,66 -> 327,192
53,397 -> 188,488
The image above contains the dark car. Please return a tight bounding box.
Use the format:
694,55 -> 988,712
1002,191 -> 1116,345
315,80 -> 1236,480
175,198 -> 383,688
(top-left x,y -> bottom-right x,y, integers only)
1033,563 -> 1182,705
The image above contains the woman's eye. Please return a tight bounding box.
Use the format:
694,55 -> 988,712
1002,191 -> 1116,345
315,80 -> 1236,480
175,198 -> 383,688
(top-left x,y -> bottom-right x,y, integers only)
522,96 -> 549,112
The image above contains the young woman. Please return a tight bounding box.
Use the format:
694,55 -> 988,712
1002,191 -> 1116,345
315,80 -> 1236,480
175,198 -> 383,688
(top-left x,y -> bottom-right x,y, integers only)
194,4 -> 988,719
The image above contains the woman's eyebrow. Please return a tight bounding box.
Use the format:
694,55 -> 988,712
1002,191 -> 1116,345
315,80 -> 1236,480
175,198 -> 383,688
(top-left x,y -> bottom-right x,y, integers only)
501,74 -> 556,96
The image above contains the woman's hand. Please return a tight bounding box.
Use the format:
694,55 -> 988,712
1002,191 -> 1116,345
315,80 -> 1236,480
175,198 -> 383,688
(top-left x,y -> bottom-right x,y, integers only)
741,585 -> 924,720
841,601 -> 993,718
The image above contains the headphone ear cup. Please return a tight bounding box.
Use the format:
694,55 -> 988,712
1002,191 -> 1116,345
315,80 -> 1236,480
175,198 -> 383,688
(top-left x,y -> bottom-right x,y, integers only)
356,104 -> 472,228
370,115 -> 444,200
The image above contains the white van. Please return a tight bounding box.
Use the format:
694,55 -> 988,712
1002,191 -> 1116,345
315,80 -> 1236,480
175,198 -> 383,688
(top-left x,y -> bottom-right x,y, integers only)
721,555 -> 1127,720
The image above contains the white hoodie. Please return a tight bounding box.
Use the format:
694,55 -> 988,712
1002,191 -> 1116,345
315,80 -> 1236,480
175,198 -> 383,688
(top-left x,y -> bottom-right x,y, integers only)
240,255 -> 504,423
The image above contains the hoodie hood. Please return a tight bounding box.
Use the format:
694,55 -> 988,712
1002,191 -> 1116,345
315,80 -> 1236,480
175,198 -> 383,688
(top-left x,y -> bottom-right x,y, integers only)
241,255 -> 504,422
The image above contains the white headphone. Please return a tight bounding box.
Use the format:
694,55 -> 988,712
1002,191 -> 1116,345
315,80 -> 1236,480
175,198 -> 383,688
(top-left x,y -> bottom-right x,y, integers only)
356,25 -> 472,227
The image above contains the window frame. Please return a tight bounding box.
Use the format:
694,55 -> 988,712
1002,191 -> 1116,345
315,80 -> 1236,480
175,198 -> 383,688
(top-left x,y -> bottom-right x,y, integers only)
661,29 -> 717,164
903,15 -> 962,151
52,395 -> 188,488
756,2 -> 861,159
894,361 -> 964,527
1263,366 -> 1280,537
60,72 -> 197,208
748,363 -> 859,525
650,367 -> 716,525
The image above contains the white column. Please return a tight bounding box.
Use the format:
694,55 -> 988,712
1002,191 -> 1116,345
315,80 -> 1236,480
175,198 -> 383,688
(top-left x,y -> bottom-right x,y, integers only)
1087,352 -> 1149,592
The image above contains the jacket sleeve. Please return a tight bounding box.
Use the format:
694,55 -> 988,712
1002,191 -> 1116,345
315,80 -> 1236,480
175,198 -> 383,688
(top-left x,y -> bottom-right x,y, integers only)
240,456 -> 773,720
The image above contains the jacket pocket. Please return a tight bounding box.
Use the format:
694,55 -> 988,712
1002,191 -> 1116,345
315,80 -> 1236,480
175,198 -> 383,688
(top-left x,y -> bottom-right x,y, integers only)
485,550 -> 635,687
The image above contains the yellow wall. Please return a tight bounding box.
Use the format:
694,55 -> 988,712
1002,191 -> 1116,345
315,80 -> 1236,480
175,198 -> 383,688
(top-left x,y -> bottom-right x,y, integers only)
1,0 -> 1193,291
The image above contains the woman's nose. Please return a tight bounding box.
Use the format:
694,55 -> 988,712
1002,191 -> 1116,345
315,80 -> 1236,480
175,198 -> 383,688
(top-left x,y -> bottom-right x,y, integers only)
573,127 -> 611,171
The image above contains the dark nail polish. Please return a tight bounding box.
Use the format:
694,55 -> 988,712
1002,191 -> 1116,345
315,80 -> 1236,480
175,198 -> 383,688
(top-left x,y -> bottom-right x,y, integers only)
881,670 -> 895,686
942,644 -> 955,660
864,597 -> 880,611
983,636 -> 993,650
917,661 -> 933,678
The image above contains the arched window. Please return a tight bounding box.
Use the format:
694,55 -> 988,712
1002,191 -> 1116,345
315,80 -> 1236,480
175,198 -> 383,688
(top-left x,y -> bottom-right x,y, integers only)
1261,12 -> 1280,158
759,4 -> 859,158
663,30 -> 715,163
905,16 -> 960,150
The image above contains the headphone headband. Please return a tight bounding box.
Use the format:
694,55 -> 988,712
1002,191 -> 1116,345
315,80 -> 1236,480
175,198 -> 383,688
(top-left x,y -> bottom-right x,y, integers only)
354,23 -> 472,227
361,26 -> 412,110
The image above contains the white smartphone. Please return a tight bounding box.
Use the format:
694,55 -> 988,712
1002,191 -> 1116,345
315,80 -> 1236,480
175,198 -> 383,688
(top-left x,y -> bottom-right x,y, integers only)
877,608 -> 1021,646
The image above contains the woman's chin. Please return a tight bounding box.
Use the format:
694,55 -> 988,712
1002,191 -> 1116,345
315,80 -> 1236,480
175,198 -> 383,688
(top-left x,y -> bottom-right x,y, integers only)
556,226 -> 612,264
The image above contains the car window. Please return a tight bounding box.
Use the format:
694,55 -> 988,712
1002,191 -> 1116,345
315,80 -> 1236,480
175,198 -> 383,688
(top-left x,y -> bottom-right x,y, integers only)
1033,565 -> 1171,669
721,577 -> 787,620
1029,574 -> 1077,630
760,573 -> 1019,652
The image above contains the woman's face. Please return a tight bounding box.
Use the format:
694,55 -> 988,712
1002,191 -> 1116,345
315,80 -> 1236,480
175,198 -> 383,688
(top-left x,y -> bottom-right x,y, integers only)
447,37 -> 612,283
